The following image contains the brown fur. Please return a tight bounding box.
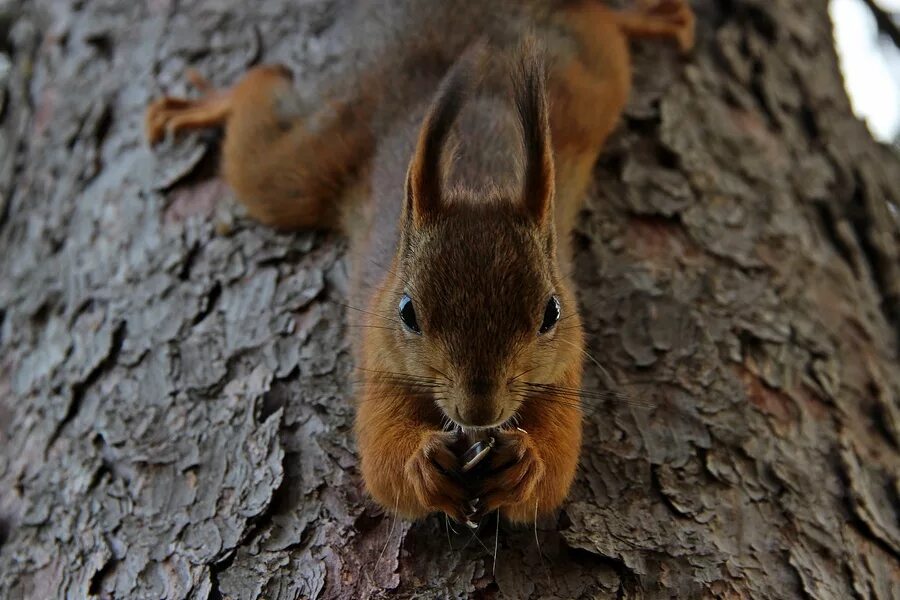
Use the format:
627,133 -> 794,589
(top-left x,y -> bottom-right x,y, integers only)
145,0 -> 694,523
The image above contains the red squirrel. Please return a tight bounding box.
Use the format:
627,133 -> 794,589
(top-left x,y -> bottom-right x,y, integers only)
145,0 -> 694,524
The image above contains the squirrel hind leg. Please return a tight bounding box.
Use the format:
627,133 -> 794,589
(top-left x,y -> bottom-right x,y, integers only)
145,65 -> 295,145
148,63 -> 368,232
614,0 -> 696,54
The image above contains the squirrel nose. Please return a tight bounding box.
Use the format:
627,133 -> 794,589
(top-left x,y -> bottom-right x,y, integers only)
467,379 -> 494,398
455,379 -> 501,427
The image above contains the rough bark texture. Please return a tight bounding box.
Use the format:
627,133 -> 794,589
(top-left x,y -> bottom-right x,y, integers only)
1,0 -> 899,598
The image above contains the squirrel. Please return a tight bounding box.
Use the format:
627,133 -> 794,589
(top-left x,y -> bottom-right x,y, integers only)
145,0 -> 694,524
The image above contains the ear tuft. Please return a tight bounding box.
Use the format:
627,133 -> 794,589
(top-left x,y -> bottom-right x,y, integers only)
406,44 -> 485,226
513,41 -> 555,227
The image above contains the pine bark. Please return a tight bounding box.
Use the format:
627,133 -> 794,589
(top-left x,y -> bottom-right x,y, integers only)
1,0 -> 899,598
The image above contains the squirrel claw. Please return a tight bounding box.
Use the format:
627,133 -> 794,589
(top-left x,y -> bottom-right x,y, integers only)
475,429 -> 546,514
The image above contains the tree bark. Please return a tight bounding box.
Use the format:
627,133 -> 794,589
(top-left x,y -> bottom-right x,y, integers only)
1,0 -> 899,598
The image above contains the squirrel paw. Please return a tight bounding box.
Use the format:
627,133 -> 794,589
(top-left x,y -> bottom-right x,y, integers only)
475,429 -> 546,516
405,431 -> 469,522
642,0 -> 695,53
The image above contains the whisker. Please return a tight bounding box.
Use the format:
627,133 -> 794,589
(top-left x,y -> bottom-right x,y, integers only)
512,391 -> 618,414
352,377 -> 444,390
524,390 -> 648,416
365,257 -> 424,299
508,365 -> 540,384
353,367 -> 444,383
337,302 -> 399,325
549,337 -> 616,387
468,523 -> 492,554
513,393 -> 586,413
519,381 -> 632,399
359,364 -> 450,390
513,389 -> 583,404
518,386 -> 623,400
346,324 -> 398,332
440,413 -> 455,432
558,288 -> 611,322
445,514 -> 455,552
374,489 -> 401,580
506,331 -> 539,366
557,310 -> 582,323
493,509 -> 500,577
514,385 -> 655,409
534,500 -> 551,590
458,520 -> 492,553
350,377 -> 442,388
428,365 -> 454,384
351,383 -> 447,403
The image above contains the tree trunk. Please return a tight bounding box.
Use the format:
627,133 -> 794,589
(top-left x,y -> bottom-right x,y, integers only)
1,0 -> 899,598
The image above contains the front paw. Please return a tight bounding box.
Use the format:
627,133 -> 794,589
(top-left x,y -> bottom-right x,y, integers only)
476,429 -> 546,515
405,431 -> 469,522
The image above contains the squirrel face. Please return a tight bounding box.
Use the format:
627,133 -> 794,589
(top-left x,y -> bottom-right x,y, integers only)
364,49 -> 583,429
392,200 -> 580,428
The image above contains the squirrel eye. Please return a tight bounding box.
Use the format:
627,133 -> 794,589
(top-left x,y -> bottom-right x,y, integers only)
398,294 -> 421,334
539,296 -> 561,334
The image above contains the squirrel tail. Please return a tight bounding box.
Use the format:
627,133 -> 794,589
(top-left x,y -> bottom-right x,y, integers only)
219,66 -> 375,230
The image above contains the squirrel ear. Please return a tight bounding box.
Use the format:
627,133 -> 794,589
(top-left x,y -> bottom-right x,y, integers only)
514,44 -> 555,227
405,46 -> 482,227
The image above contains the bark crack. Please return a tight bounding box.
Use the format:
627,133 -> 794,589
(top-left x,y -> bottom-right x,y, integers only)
47,319 -> 126,449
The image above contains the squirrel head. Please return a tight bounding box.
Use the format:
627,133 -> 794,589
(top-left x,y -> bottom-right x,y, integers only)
370,48 -> 584,429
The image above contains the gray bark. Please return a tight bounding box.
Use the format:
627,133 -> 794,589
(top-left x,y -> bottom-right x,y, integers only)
1,0 -> 899,598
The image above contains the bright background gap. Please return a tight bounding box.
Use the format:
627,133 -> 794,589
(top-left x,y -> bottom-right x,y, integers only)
830,0 -> 900,142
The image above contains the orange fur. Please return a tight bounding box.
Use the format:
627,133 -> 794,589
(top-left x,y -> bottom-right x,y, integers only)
147,65 -> 375,229
145,0 -> 694,524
